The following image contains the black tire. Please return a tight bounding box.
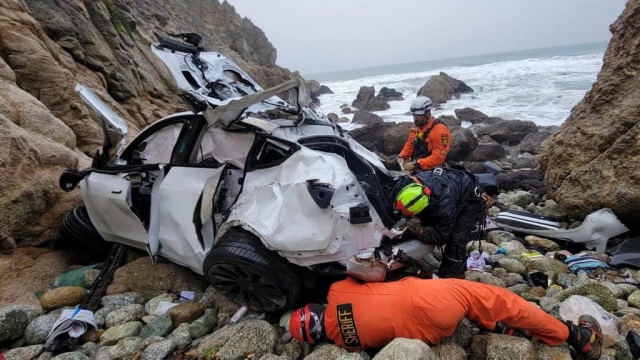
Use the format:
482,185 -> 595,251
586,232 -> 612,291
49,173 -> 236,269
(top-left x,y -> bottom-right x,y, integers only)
203,228 -> 301,312
60,205 -> 111,264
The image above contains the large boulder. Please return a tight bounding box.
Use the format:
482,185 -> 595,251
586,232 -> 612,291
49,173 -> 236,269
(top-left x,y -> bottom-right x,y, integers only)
315,85 -> 334,96
437,115 -> 462,128
519,132 -> 553,155
448,127 -> 478,161
454,108 -> 489,124
465,143 -> 506,162
383,122 -> 414,155
419,72 -> 473,105
513,153 -> 538,170
352,110 -> 384,126
538,0 -> 640,228
476,120 -> 539,145
373,338 -> 436,360
111,258 -> 207,301
379,87 -> 404,101
471,334 -> 536,360
496,170 -> 544,191
351,86 -> 390,111
349,122 -> 397,155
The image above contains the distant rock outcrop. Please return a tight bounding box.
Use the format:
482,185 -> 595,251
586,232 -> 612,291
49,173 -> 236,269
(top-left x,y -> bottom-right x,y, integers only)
539,0 -> 640,227
379,87 -> 404,101
351,86 -> 391,111
455,108 -> 489,124
419,72 -> 473,105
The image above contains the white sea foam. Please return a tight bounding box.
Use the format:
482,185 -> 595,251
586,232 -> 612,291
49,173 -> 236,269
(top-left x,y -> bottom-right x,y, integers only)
314,52 -> 604,129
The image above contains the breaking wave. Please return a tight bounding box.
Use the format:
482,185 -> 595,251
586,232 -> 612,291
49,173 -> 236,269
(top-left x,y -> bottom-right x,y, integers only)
314,52 -> 604,129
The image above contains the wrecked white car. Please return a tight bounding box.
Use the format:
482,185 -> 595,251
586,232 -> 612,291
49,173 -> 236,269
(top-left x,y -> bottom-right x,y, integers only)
59,34 -> 432,312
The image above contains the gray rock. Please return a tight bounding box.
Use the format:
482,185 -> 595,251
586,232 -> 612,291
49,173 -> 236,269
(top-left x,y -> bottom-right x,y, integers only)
499,191 -> 535,208
140,313 -> 174,339
508,284 -> 531,296
82,269 -> 101,288
202,320 -> 277,360
465,142 -> 506,162
337,353 -> 371,360
617,284 -> 639,300
281,340 -> 303,359
602,282 -> 625,300
546,286 -> 561,297
488,206 -> 501,217
557,273 -> 577,287
503,273 -> 524,287
105,304 -> 145,328
352,110 -> 384,125
534,341 -> 572,360
470,334 -> 535,360
51,353 -> 89,360
615,335 -> 634,360
448,126 -> 478,161
199,286 -> 217,308
78,342 -> 98,358
496,258 -> 527,275
466,241 -> 499,255
100,292 -> 144,308
145,293 -> 178,315
142,315 -> 157,324
167,323 -> 192,348
454,107 -> 488,124
443,318 -> 476,348
513,153 -> 538,170
327,113 -> 339,123
492,268 -> 507,280
617,299 -> 629,311
94,306 -> 116,328
141,339 -> 177,360
535,200 -> 569,221
260,355 -> 290,360
540,298 -> 560,313
373,338 -> 436,360
553,281 -> 618,312
94,346 -> 112,360
108,336 -> 143,360
419,72 -> 473,105
476,119 -> 539,145
432,343 -> 467,360
24,314 -> 58,345
627,291 -> 640,308
500,241 -> 527,255
486,230 -> 515,245
351,86 -> 390,112
140,335 -> 166,350
3,345 -> 44,360
465,271 -> 506,288
437,115 -> 462,128
100,321 -> 143,346
37,352 -> 54,360
520,131 -> 553,155
189,308 -> 218,338
305,343 -> 349,360
0,305 -> 42,342
528,257 -> 570,274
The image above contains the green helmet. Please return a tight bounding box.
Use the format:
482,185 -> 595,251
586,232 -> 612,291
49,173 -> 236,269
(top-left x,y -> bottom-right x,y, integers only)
395,183 -> 430,217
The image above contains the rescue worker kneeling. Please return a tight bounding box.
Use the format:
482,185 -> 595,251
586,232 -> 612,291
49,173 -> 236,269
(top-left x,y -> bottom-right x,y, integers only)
389,167 -> 486,278
288,277 -> 603,360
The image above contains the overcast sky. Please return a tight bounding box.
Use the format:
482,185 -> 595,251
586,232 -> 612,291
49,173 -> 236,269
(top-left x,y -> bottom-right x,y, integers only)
225,0 -> 627,75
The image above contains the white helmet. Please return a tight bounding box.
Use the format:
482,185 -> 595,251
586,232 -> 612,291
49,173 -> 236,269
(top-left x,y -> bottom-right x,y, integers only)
410,96 -> 433,115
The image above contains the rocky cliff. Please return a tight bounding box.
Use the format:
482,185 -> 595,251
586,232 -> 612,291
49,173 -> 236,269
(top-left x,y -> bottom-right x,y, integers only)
538,0 -> 640,228
0,0 -> 294,253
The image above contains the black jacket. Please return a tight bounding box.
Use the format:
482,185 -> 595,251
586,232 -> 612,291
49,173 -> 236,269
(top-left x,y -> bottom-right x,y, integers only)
388,168 -> 481,246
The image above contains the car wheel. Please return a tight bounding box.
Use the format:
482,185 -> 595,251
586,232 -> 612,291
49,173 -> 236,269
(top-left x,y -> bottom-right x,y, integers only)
203,228 -> 301,312
60,205 -> 111,263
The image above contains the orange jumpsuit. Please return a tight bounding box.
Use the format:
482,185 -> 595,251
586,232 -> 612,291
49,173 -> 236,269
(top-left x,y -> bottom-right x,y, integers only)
323,277 -> 569,351
399,117 -> 451,171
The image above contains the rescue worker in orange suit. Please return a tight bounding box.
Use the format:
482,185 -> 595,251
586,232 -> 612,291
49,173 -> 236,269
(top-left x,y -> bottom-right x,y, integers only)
398,96 -> 451,172
287,277 -> 603,360
388,167 -> 485,278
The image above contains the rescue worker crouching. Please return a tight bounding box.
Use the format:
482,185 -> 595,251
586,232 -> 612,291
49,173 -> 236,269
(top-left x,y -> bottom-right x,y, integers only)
286,277 -> 603,360
389,167 -> 485,279
398,96 -> 451,172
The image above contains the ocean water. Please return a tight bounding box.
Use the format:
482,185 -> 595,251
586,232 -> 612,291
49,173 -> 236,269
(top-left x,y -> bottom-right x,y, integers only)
309,42 -> 607,128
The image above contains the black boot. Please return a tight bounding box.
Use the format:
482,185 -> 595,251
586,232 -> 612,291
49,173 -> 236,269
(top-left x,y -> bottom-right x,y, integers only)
493,321 -> 527,338
565,315 -> 603,360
